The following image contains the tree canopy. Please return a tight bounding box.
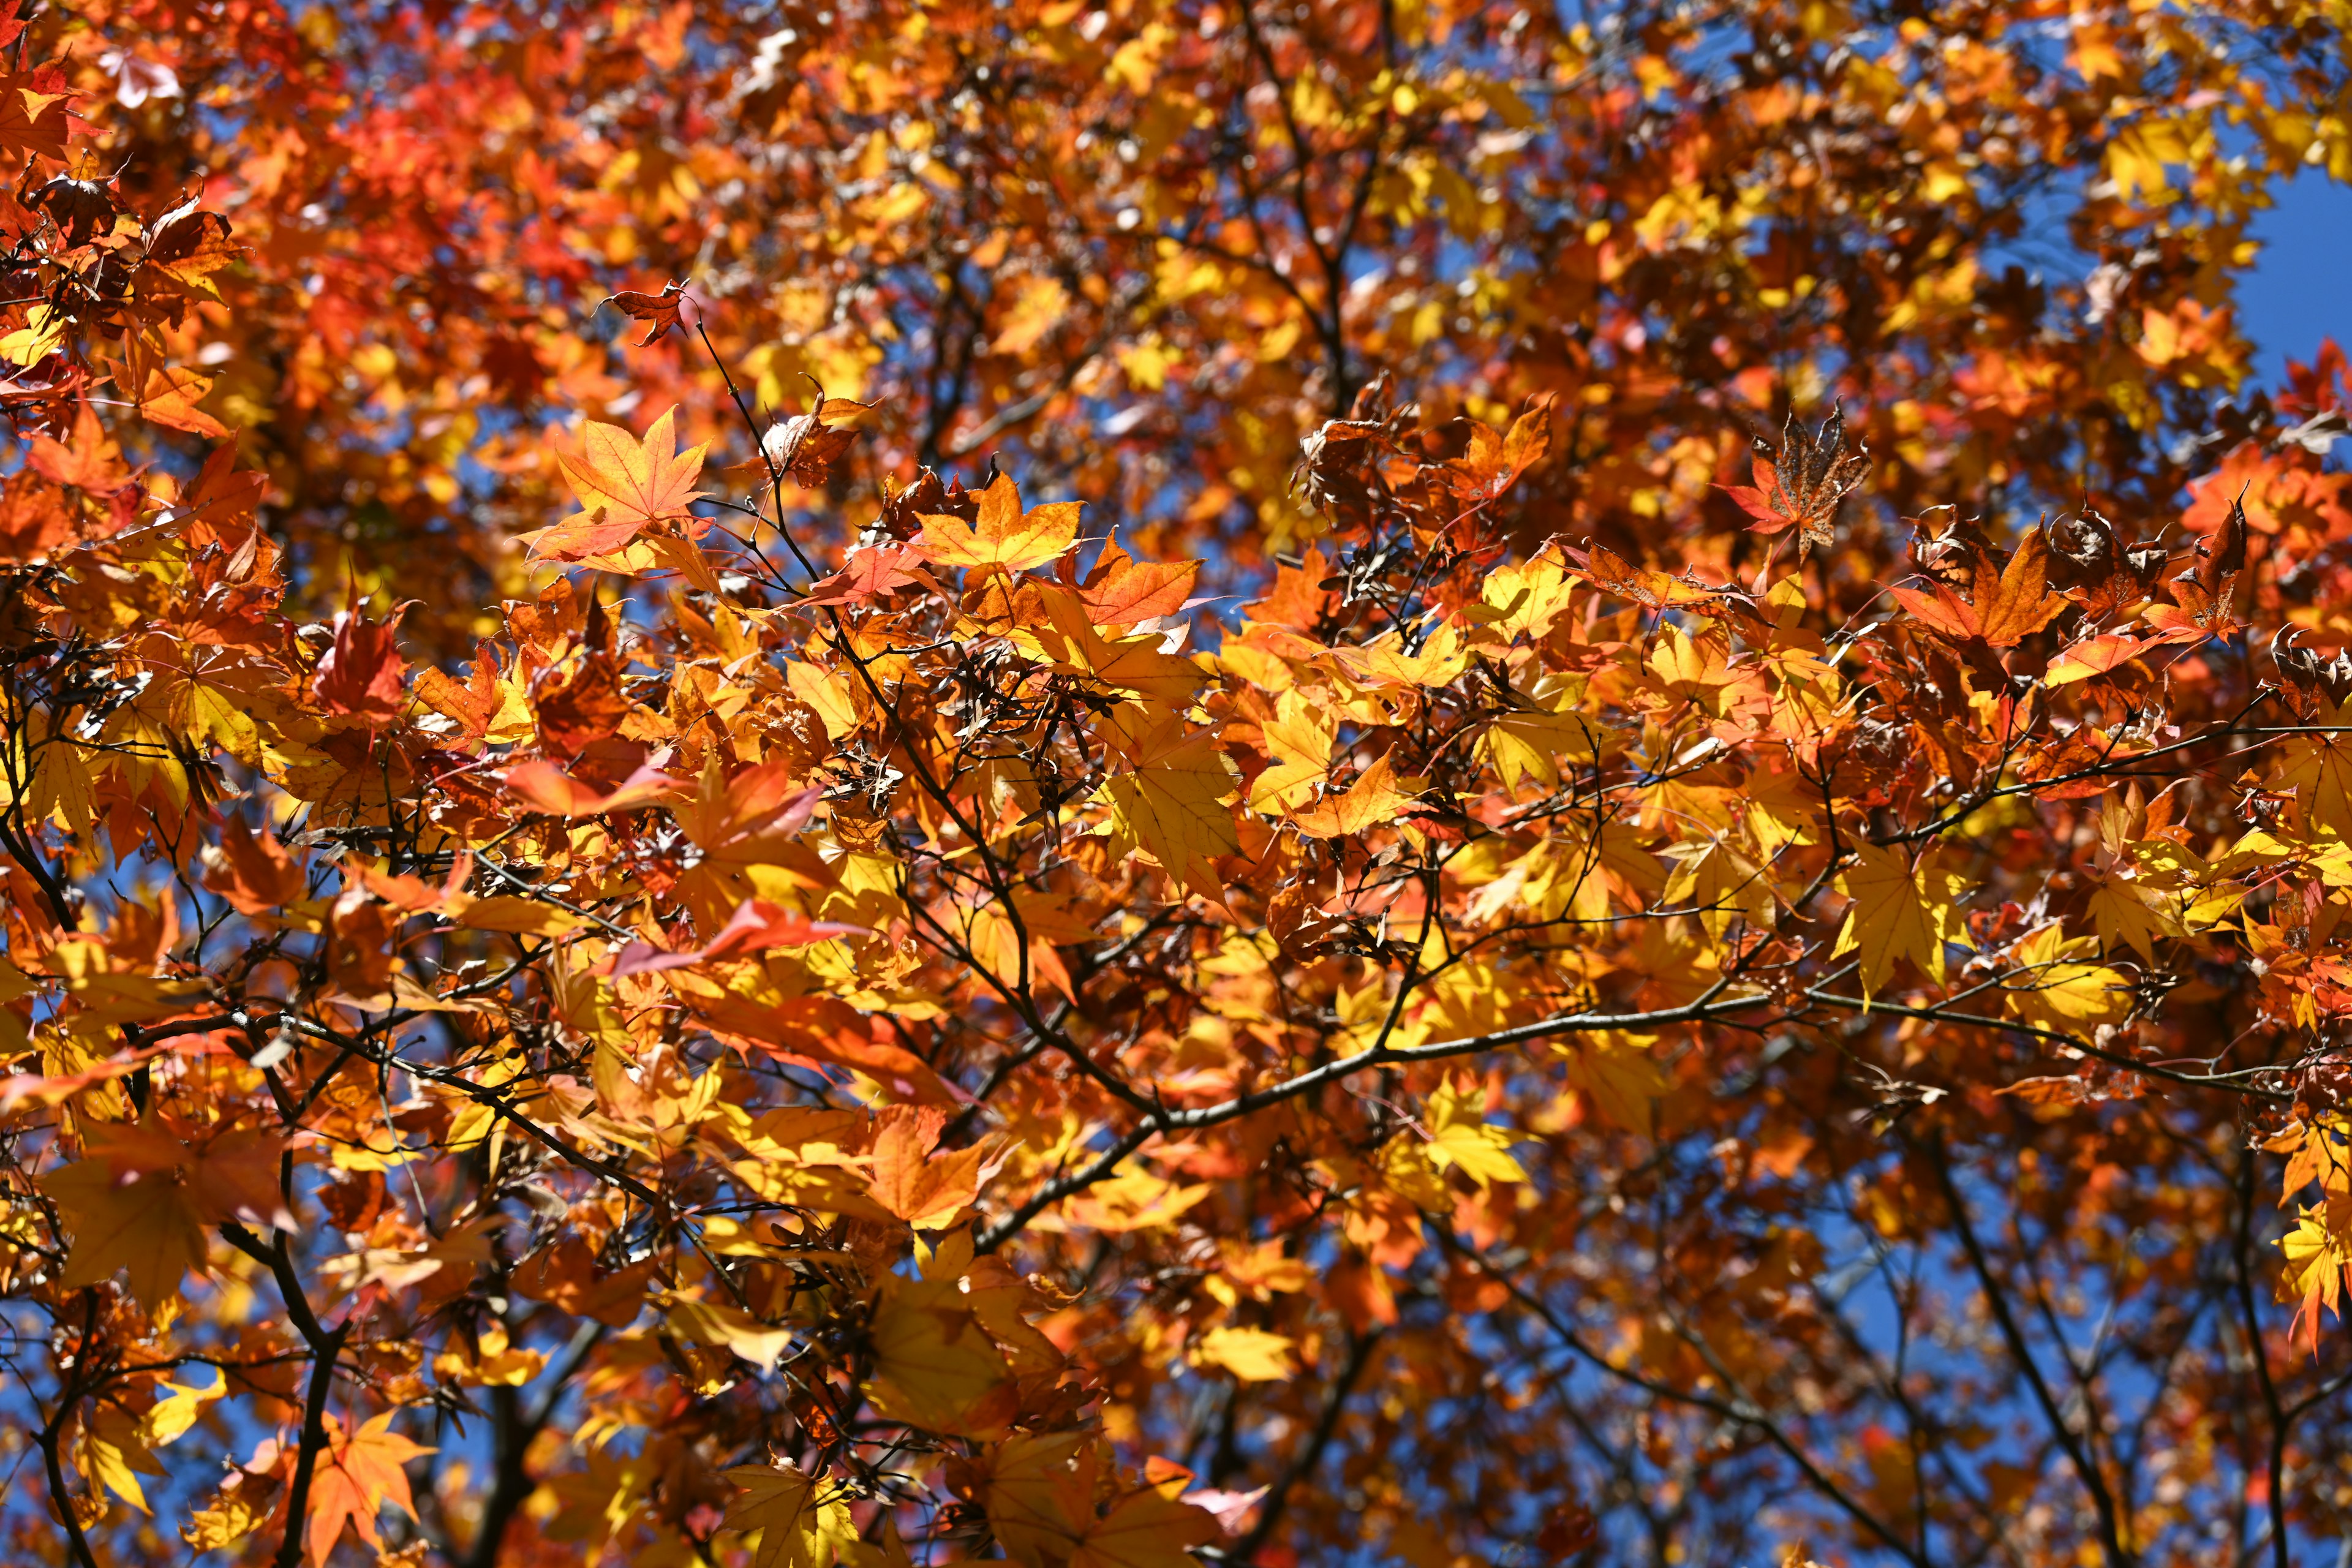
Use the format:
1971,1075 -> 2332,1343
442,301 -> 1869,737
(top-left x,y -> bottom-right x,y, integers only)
7,1 -> 2352,1565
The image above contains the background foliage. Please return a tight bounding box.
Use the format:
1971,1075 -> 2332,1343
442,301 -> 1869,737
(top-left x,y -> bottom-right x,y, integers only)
6,1 -> 2352,1565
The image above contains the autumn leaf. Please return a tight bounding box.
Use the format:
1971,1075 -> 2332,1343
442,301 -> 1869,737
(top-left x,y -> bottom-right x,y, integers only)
202,815 -> 306,916
28,400 -> 129,492
313,601 -> 412,723
303,1413 -> 434,1568
864,1275 -> 1019,1439
1420,1080 -> 1528,1189
601,277 -> 697,345
610,895 -> 864,976
865,1104 -> 987,1229
504,757 -> 685,817
1831,843 -> 1972,995
2045,630 -> 2147,687
1189,1325 -> 1298,1381
43,1121 -> 289,1306
1289,750 -> 1418,840
723,1463 -> 858,1568
1248,688 -> 1335,813
915,472 -> 1080,574
1719,405 -> 1870,557
1890,529 -> 2066,649
135,364 -> 230,438
533,404 -> 710,560
1098,713 -> 1242,902
1073,537 -> 1201,627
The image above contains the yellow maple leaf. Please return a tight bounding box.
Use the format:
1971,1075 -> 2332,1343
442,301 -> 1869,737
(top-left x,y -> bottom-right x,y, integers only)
722,1463 -> 859,1568
916,472 -> 1079,573
80,1403 -> 168,1512
1476,674 -> 1595,791
1831,843 -> 1971,995
1661,834 -> 1774,939
1290,749 -> 1417,840
2283,1199 -> 2352,1351
1332,624 -> 1468,688
1551,1030 -> 1667,1137
532,404 -> 710,561
2002,923 -> 2130,1032
666,1295 -> 796,1371
2085,877 -> 2179,963
1098,713 -> 1240,901
1248,688 -> 1334,812
864,1275 -> 1018,1439
1189,1324 -> 1298,1381
1420,1080 -> 1528,1188
1477,553 -> 1578,641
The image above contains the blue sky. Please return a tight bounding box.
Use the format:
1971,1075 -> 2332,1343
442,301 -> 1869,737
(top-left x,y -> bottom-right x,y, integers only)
2243,173 -> 2352,386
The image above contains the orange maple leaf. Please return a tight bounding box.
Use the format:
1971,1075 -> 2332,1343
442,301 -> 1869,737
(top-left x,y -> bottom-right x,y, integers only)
533,404 -> 710,560
1069,536 -> 1201,627
1890,529 -> 2067,649
915,472 -> 1080,573
303,1412 -> 435,1568
28,399 -> 129,492
867,1105 -> 987,1229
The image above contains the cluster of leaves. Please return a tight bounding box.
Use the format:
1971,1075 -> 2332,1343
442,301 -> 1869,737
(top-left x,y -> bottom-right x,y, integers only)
9,3 -> 2352,1568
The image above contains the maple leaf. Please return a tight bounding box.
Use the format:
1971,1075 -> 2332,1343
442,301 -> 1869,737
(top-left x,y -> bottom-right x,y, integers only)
28,400 -> 129,493
915,472 -> 1080,573
2284,1199 -> 2352,1354
981,1433 -> 1222,1568
1719,405 -> 1870,557
1831,843 -> 1971,995
0,72 -> 71,161
865,1275 -> 1019,1439
601,277 -> 697,345
801,542 -> 929,605
2001,924 -> 2129,1031
203,815 -> 306,916
1572,541 -> 1718,609
757,379 -> 878,488
1890,527 -> 2065,649
531,646 -> 631,757
1033,585 -> 1205,706
303,1412 -> 435,1568
1189,1325 -> 1298,1381
723,1463 -> 858,1568
610,896 -> 864,976
865,1105 -> 987,1229
504,758 -> 685,816
2045,630 -> 2147,687
414,641 -> 528,745
141,194 -> 239,296
1420,1080 -> 1528,1188
135,363 -> 229,438
314,601 -> 412,723
1098,714 -> 1242,902
1072,537 -> 1200,627
44,1121 -> 290,1306
1248,688 -> 1335,812
533,405 -> 710,560
668,1296 -> 797,1370
1291,750 -> 1418,840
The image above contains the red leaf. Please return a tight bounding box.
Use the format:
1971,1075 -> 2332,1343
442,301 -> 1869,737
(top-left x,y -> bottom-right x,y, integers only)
314,603 -> 412,723
611,896 -> 865,977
